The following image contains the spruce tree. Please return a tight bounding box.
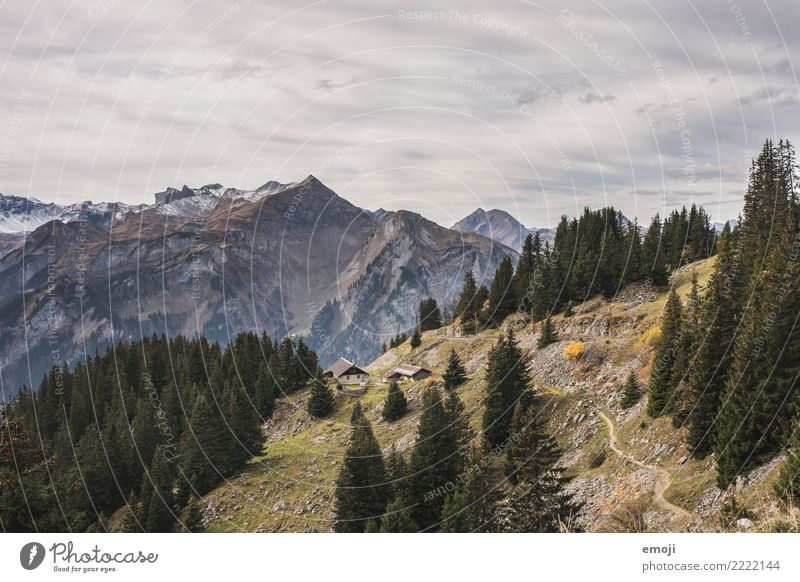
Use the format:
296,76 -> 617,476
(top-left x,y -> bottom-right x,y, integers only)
442,349 -> 467,390
224,379 -> 263,467
307,377 -> 335,418
642,214 -> 668,285
418,298 -> 443,332
488,255 -> 517,325
504,391 -> 581,532
253,363 -> 276,418
716,212 -> 800,486
440,445 -> 501,532
646,287 -> 683,418
179,392 -> 232,495
444,389 -> 473,474
407,387 -> 459,530
482,330 -> 531,447
142,450 -> 176,533
671,271 -> 701,427
118,494 -> 142,532
381,382 -> 408,422
620,370 -> 641,409
379,496 -> 417,532
334,402 -> 389,532
385,443 -> 410,499
409,327 -> 422,349
536,317 -> 558,349
513,233 -> 538,306
686,223 -> 739,458
456,270 -> 479,333
179,496 -> 204,533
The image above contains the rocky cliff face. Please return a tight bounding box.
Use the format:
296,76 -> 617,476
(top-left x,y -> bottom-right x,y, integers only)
0,176 -> 515,392
309,209 -> 513,365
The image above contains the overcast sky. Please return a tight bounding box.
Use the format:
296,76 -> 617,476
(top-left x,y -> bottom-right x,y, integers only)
0,0 -> 798,227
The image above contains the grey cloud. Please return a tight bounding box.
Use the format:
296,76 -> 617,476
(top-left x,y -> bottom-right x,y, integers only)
738,85 -> 799,107
578,92 -> 617,105
0,0 -> 798,227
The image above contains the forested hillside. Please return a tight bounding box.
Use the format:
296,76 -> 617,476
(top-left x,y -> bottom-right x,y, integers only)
1,332 -> 322,532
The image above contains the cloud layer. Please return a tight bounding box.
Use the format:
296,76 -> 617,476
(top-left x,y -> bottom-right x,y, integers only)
1,0 -> 798,227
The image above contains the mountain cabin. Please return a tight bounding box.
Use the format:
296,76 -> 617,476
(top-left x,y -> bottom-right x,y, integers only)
382,364 -> 432,383
322,358 -> 369,384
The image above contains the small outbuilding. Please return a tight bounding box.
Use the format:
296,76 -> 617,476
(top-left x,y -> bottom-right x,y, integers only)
322,358 -> 369,384
382,364 -> 432,383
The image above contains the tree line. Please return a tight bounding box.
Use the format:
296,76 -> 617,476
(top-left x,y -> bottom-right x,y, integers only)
452,203 -> 716,333
644,139 -> 800,492
0,331 -> 321,532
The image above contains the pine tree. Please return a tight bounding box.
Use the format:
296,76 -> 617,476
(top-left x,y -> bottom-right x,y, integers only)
178,496 -> 204,532
624,219 -> 643,283
513,233 -> 538,306
715,210 -> 800,486
408,387 -> 459,530
385,444 -> 409,498
456,270 -> 479,333
536,317 -> 558,349
141,450 -> 176,532
307,377 -> 335,418
334,403 -> 389,532
382,382 -> 408,422
253,363 -> 276,418
409,327 -> 422,349
686,223 -> 739,458
671,271 -> 701,427
118,494 -> 142,532
642,214 -> 668,285
440,445 -> 501,532
620,370 -> 641,409
488,255 -> 517,325
482,330 -> 531,447
379,495 -> 417,532
504,391 -> 581,532
74,423 -> 121,514
0,413 -> 51,531
444,389 -> 473,474
224,379 -> 263,467
418,298 -> 443,332
646,287 -> 683,418
442,349 -> 467,390
179,392 -> 232,495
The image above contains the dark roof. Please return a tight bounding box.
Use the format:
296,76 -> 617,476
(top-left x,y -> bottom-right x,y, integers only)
323,358 -> 367,378
383,364 -> 430,379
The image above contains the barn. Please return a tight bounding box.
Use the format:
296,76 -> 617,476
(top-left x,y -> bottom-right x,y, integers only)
382,364 -> 432,383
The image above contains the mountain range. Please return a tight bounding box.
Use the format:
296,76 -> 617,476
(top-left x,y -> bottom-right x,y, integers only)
0,176 -> 515,393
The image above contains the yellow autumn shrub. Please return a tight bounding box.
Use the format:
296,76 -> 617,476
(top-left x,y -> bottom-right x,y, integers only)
641,326 -> 661,346
563,341 -> 585,360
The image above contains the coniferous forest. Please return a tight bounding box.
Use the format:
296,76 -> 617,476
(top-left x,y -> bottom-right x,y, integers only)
1,332 -> 320,532
2,139 -> 800,533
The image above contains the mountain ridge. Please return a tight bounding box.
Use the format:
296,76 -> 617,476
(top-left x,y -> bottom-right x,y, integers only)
0,176 -> 514,393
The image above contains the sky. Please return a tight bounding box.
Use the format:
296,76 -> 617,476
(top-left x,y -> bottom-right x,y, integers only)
0,0 -> 798,228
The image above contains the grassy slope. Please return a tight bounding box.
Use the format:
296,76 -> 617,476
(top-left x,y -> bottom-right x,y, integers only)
201,257 -> 789,532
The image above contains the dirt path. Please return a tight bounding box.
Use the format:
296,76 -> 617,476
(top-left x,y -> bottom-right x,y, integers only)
596,409 -> 693,530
